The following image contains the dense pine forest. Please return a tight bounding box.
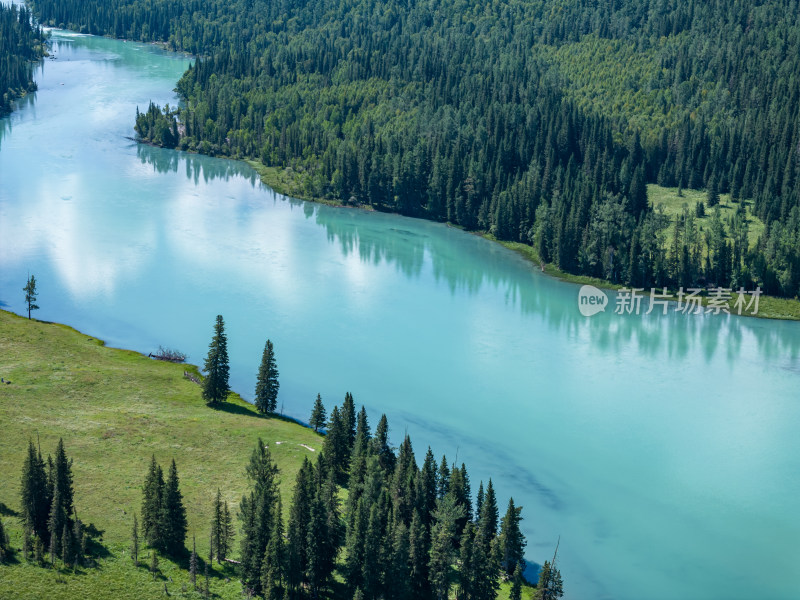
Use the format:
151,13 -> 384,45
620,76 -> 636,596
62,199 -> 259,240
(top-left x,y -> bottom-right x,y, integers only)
0,4 -> 45,115
26,0 -> 800,299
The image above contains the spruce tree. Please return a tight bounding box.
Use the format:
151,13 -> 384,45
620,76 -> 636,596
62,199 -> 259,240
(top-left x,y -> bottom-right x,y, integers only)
499,498 -> 526,576
150,548 -> 159,580
212,488 -> 223,563
255,339 -> 280,414
131,513 -> 140,566
371,414 -> 396,474
309,394 -> 326,432
437,456 -> 450,500
429,494 -> 464,600
221,501 -> 234,561
510,563 -> 523,600
20,439 -> 50,542
61,523 -> 72,567
408,509 -> 431,599
202,314 -> 230,404
47,484 -> 66,559
323,405 -> 348,480
261,497 -> 286,600
479,479 -> 499,539
23,274 -> 39,319
239,439 -> 280,595
160,459 -> 187,555
342,392 -> 357,452
476,481 -> 485,520
52,439 -> 74,521
536,560 -> 564,600
352,406 -> 371,458
142,455 -> 164,547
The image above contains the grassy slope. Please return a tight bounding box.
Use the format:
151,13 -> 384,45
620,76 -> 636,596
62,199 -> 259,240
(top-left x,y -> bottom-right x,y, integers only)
0,309 -> 322,599
0,310 -> 535,599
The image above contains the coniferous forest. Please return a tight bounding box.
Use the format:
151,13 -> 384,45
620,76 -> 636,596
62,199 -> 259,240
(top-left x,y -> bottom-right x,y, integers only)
0,4 -> 45,115
25,0 -> 800,300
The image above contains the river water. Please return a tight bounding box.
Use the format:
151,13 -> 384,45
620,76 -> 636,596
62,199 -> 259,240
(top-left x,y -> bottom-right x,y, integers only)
1,29 -> 799,600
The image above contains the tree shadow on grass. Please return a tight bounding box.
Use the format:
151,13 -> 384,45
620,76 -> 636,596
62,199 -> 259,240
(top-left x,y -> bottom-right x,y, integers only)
0,502 -> 19,517
210,399 -> 316,432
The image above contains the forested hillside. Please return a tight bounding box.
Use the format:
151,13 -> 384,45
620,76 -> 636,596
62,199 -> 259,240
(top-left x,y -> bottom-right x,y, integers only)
0,4 -> 45,115
27,0 -> 800,299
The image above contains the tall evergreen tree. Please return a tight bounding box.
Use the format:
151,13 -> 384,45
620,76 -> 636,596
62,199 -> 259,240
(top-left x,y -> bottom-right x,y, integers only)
160,459 -> 187,555
323,405 -> 349,480
510,563 -> 523,600
371,414 -> 396,474
479,479 -> 499,539
261,497 -> 286,600
141,455 -> 164,547
498,498 -> 526,576
309,394 -> 326,432
20,439 -> 50,542
202,314 -> 230,404
342,392 -> 357,452
429,494 -> 464,600
255,339 -> 280,414
212,488 -> 223,563
239,438 -> 280,595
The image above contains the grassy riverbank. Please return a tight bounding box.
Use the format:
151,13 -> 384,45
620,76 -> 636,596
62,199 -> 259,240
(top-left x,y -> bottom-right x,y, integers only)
0,310 -> 535,599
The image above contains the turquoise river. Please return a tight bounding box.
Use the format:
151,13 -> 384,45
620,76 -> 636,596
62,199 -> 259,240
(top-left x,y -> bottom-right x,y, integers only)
1,29 -> 799,600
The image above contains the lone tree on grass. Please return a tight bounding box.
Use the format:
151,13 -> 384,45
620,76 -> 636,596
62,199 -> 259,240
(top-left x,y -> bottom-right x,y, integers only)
255,339 -> 279,414
23,274 -> 39,319
203,315 -> 230,405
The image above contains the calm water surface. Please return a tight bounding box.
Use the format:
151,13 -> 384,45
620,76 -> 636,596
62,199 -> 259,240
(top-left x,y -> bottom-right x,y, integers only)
1,30 -> 799,600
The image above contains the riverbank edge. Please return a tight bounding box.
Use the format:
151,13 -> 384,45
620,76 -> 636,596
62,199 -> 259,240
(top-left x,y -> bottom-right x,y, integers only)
0,308 -> 315,429
244,159 -> 800,322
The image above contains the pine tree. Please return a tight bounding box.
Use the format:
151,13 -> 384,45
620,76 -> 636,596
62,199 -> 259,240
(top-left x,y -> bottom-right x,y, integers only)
239,439 -> 280,595
510,563 -> 523,600
52,439 -> 74,521
20,439 -> 50,542
47,483 -> 66,560
371,414 -> 396,474
408,509 -> 431,599
150,549 -> 159,580
261,498 -> 286,600
131,513 -> 140,566
342,392 -> 357,452
190,534 -> 198,589
61,523 -> 72,567
310,393 -> 326,432
159,459 -> 187,555
352,406 -> 371,459
479,479 -> 499,539
707,178 -> 720,207
212,488 -> 223,563
437,456 -> 450,500
23,274 -> 39,319
142,456 -> 164,547
499,498 -> 526,576
255,339 -> 280,414
221,501 -> 234,562
202,314 -> 230,404
429,494 -> 464,600
536,559 -> 564,600
323,405 -> 349,480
